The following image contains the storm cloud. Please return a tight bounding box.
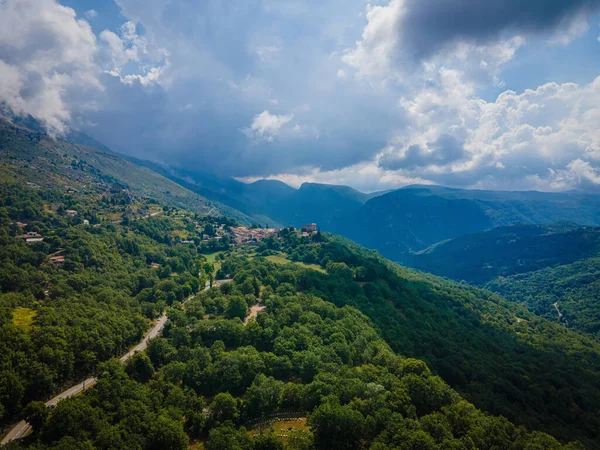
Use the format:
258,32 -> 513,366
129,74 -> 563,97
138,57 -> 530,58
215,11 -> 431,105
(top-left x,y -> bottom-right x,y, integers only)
401,0 -> 600,57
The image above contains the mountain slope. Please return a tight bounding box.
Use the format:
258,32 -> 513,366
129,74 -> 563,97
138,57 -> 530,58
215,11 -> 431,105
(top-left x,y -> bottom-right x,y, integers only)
394,223 -> 600,341
14,255 -> 581,450
486,258 -> 600,339
283,234 -> 600,446
0,118 -> 254,223
338,185 -> 600,260
401,223 -> 600,284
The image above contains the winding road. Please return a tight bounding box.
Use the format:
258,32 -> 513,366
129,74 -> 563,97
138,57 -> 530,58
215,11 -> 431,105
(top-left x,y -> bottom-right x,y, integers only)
1,279 -> 231,446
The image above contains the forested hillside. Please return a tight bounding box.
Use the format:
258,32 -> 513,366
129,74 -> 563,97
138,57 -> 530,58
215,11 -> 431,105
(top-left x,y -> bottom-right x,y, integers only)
337,186 -> 600,261
398,224 -> 600,340
1,175 -> 598,448
401,223 -> 600,284
14,255 -> 584,450
486,258 -> 600,340
0,180 -> 233,432
0,119 -> 254,224
260,233 -> 600,447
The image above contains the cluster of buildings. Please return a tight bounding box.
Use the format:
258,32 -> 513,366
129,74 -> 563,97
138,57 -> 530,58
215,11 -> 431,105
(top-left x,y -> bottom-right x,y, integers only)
230,226 -> 279,245
299,223 -> 319,237
228,223 -> 318,245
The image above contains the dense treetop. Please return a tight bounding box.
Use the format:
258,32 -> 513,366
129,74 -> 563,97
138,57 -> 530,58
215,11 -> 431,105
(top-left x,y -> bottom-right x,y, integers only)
13,255 -> 585,450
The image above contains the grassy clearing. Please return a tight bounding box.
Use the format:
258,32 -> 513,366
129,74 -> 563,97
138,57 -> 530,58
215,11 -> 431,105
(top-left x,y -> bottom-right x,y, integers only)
205,252 -> 222,263
250,418 -> 310,444
12,307 -> 37,331
265,255 -> 290,265
266,254 -> 327,274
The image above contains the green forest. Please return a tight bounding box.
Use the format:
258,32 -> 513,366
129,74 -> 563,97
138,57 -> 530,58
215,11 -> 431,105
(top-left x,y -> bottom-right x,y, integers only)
7,254 -> 586,449
0,181 -> 233,431
395,224 -> 600,341
486,258 -> 600,340
263,233 -> 600,447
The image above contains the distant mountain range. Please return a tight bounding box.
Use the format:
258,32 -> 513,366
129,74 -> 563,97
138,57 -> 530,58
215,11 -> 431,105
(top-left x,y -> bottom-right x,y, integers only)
135,164 -> 600,261
4,114 -> 600,263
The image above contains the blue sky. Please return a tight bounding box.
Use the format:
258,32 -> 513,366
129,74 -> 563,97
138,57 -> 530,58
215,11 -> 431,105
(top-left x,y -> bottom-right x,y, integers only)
1,0 -> 600,192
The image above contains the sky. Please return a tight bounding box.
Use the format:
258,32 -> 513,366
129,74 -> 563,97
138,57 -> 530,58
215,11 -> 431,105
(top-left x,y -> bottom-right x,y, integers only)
1,0 -> 600,192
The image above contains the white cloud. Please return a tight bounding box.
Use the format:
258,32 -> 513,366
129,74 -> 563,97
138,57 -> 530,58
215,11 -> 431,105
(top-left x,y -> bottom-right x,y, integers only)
244,110 -> 294,142
85,9 -> 98,19
342,0 -> 404,79
378,72 -> 600,190
0,0 -> 101,135
99,21 -> 167,86
117,65 -> 167,87
253,44 -> 282,62
251,72 -> 600,190
567,159 -> 600,186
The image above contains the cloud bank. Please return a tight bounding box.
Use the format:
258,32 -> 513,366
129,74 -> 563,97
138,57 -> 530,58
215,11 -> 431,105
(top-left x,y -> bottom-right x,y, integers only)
1,0 -> 600,192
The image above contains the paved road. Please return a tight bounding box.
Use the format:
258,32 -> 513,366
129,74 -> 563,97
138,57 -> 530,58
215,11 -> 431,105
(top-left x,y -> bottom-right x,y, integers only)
1,279 -> 230,446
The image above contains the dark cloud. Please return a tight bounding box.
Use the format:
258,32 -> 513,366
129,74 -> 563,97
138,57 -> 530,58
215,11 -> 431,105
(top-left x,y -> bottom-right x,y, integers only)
379,134 -> 466,171
402,0 -> 600,57
84,71 -> 393,179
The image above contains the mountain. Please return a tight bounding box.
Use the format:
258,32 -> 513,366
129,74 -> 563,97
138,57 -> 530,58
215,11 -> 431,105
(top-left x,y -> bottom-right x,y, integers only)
263,182 -> 368,229
0,118 -> 255,224
395,223 -> 600,341
89,154 -> 600,262
137,163 -> 375,228
337,185 -> 600,261
401,223 -> 600,284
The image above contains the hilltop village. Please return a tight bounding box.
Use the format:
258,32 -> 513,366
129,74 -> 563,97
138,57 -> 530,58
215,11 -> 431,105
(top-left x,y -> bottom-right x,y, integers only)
229,223 -> 318,245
